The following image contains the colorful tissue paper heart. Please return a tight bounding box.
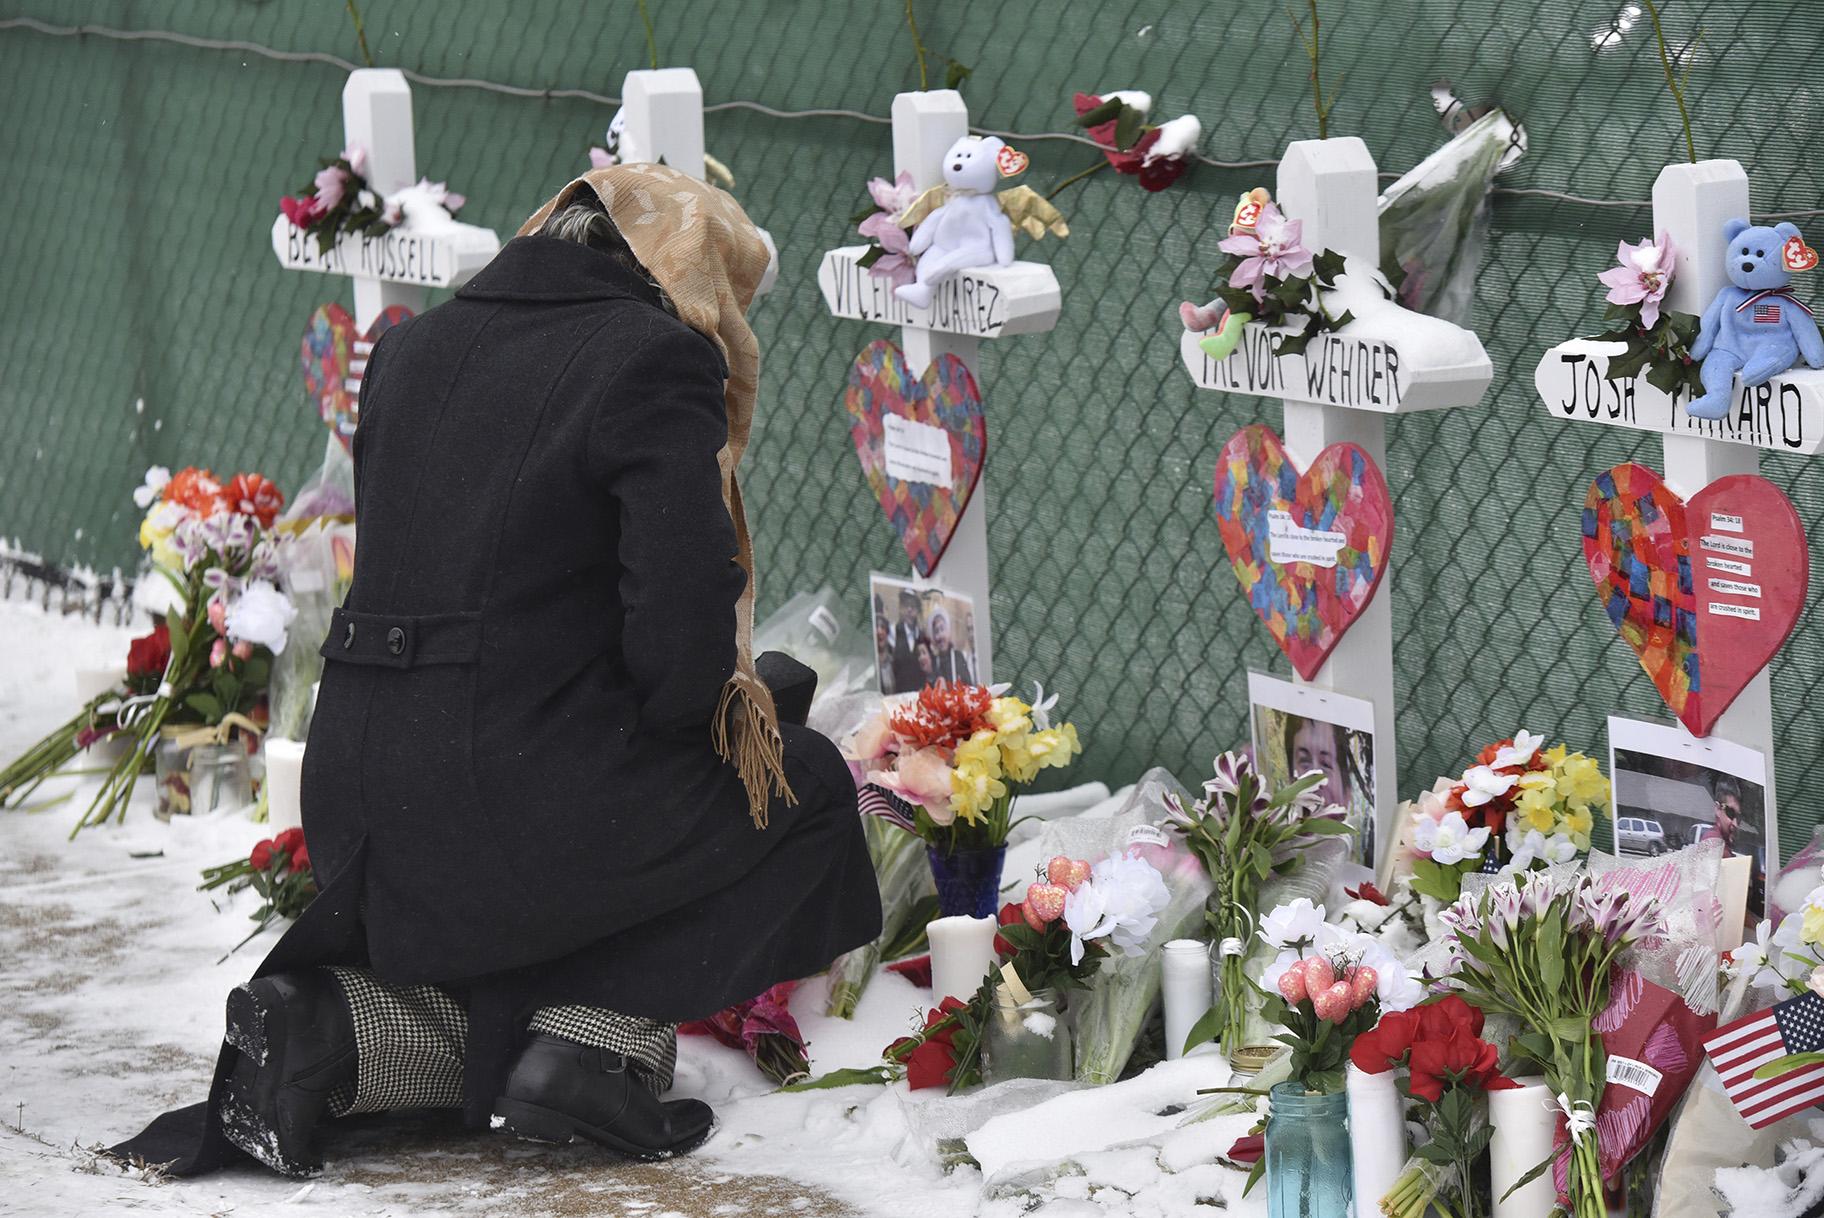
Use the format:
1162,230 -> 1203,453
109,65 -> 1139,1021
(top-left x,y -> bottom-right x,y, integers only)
1213,424 -> 1394,680
301,303 -> 413,452
844,338 -> 987,577
1582,464 -> 1807,737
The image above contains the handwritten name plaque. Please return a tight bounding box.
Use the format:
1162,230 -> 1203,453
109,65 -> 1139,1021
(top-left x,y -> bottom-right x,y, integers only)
1179,322 -> 1492,413
270,217 -> 500,290
818,246 -> 1060,339
1534,338 -> 1824,455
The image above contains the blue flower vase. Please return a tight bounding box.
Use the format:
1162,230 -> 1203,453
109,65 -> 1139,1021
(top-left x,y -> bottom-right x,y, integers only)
927,844 -> 1006,919
1265,1083 -> 1352,1218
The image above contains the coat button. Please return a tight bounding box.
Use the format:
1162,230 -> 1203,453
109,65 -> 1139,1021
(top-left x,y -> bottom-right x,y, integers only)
387,627 -> 406,656
343,621 -> 356,649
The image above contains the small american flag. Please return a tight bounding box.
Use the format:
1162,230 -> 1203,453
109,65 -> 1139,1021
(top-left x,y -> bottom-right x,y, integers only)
857,783 -> 917,831
1754,302 -> 1783,325
1702,991 -> 1824,1128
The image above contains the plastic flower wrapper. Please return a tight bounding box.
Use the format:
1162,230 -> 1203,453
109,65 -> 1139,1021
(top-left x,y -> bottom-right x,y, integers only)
680,981 -> 810,1087
1032,769 -> 1214,1085
1377,108 -> 1521,327
752,586 -> 877,727
265,441 -> 356,743
825,813 -> 937,1018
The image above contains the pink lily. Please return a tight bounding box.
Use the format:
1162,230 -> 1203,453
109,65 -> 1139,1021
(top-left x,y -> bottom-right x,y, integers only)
1597,232 -> 1676,329
1217,203 -> 1314,303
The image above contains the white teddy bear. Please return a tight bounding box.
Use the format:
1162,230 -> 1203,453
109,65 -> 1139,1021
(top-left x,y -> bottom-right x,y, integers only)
894,135 -> 1017,308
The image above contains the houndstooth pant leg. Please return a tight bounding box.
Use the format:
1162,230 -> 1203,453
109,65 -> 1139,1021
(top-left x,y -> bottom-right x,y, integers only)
324,967 -> 677,1116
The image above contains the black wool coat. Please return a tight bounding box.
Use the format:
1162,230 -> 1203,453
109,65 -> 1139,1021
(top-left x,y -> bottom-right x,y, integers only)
112,237 -> 880,1172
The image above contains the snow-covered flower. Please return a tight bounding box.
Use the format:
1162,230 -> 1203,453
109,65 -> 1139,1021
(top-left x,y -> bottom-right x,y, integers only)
1133,114 -> 1201,190
1259,897 -> 1328,951
224,579 -> 297,656
133,466 -> 171,509
1492,729 -> 1545,770
1064,851 -> 1170,964
1218,203 -> 1314,303
1413,811 -> 1489,866
1459,764 -> 1519,807
1598,232 -> 1677,329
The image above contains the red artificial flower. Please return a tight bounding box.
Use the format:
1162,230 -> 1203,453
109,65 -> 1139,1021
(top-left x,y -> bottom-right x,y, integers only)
1350,1007 -> 1421,1074
1225,1133 -> 1264,1166
273,826 -> 306,856
888,681 -> 995,751
279,194 -> 322,228
125,622 -> 172,686
249,838 -> 275,871
1126,128 -> 1192,192
1345,881 -> 1390,906
1418,994 -> 1486,1042
163,466 -> 225,516
886,954 -> 933,989
290,843 -> 311,874
994,901 -> 1024,957
224,473 -> 285,528
891,997 -> 967,1091
1073,92 -> 1145,174
1408,1027 -> 1520,1103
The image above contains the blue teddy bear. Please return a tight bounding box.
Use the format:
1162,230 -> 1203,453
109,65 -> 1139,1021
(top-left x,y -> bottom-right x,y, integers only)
1686,218 -> 1824,419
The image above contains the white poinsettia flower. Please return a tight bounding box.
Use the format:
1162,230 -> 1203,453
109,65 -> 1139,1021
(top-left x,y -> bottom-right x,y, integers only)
1460,765 -> 1520,807
1064,851 -> 1170,965
1413,811 -> 1489,866
1492,730 -> 1545,770
1258,898 -> 1327,951
224,580 -> 297,656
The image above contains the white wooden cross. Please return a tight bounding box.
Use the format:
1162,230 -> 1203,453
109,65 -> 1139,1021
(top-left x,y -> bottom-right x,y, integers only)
818,91 -> 1063,682
269,68 -> 499,331
1533,160 -> 1797,832
1180,138 -> 1494,861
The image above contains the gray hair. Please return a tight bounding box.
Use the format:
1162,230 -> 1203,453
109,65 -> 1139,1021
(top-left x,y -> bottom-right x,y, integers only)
535,194 -> 673,314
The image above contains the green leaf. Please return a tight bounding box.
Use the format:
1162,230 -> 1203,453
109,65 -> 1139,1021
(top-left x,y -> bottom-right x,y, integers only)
849,199 -> 881,226
779,1065 -> 896,1092
1644,357 -> 1688,395
856,244 -> 887,269
185,692 -> 223,722
1414,1141 -> 1456,1165
1501,1150 -> 1558,1203
1181,1004 -> 1225,1056
1073,97 -> 1124,128
1752,1052 -> 1824,1080
944,59 -> 972,91
1112,106 -> 1144,152
1311,248 -> 1347,284
1407,857 -> 1462,903
1538,911 -> 1564,993
1299,817 -> 1357,836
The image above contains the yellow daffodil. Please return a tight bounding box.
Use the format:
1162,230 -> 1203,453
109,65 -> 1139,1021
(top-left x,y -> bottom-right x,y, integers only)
1564,804 -> 1594,839
955,729 -> 1005,780
988,697 -> 1033,735
951,761 -> 1008,826
1803,901 -> 1824,948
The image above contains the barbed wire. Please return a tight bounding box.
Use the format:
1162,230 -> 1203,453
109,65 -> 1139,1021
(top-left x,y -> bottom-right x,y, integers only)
5,14 -> 1818,217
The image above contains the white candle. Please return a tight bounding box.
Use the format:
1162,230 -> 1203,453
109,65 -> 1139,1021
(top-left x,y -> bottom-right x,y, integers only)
1347,1062 -> 1407,1217
1490,1076 -> 1556,1218
264,738 -> 308,834
1160,939 -> 1213,1060
927,914 -> 999,1003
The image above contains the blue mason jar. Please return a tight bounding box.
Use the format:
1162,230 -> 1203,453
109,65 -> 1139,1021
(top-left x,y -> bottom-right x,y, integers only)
1266,1082 -> 1352,1218
927,844 -> 1006,919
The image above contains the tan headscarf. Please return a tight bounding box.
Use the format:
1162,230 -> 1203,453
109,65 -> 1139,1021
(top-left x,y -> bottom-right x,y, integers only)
521,164 -> 789,828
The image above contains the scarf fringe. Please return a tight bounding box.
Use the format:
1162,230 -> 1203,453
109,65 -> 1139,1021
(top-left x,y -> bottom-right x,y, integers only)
712,672 -> 796,830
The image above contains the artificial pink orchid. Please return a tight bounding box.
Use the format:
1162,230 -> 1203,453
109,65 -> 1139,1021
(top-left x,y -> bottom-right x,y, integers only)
1216,203 -> 1314,303
867,745 -> 954,822
1597,232 -> 1677,329
859,172 -> 919,289
312,163 -> 351,214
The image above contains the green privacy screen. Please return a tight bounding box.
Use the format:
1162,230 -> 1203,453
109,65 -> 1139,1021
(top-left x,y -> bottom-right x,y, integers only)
2,2 -> 1820,858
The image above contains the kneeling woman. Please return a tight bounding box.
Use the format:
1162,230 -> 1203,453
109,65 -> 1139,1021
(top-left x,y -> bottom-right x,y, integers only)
115,167 -> 880,1175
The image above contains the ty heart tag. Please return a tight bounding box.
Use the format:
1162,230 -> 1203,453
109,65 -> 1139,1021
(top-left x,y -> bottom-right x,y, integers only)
1213,424 -> 1394,680
844,339 -> 987,577
1785,234 -> 1819,273
996,145 -> 1029,177
301,303 -> 413,452
1583,464 -> 1807,737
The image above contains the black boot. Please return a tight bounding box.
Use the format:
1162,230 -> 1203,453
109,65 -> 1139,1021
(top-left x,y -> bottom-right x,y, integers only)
215,970 -> 357,1178
492,1033 -> 714,1160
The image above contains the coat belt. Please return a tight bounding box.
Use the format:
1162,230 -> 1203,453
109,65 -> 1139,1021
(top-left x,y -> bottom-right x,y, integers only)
321,607 -> 483,670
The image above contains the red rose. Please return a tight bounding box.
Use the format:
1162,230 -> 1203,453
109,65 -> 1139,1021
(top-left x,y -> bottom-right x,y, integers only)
901,998 -> 967,1091
1127,128 -> 1192,192
994,901 -> 1024,957
1408,1027 -> 1519,1102
125,622 -> 172,692
1345,881 -> 1390,906
280,194 -> 322,228
249,838 -> 275,870
224,473 -> 285,528
1417,994 -> 1486,1042
290,843 -> 311,874
1350,1007 -> 1420,1074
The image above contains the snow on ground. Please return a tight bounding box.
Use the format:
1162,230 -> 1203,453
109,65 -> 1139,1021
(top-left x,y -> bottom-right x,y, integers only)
0,598 -> 1263,1216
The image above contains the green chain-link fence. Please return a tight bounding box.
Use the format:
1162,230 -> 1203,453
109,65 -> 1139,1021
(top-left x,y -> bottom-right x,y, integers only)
2,1 -> 1820,857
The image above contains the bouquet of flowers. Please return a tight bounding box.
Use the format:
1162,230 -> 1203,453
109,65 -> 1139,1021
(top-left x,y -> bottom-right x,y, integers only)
1354,996 -> 1519,1218
199,826 -> 317,954
847,681 -> 1081,915
1402,730 -> 1607,902
680,982 -> 810,1087
1733,862 -> 1824,1003
789,850 -> 1167,1095
1162,752 -> 1352,1057
1438,870 -> 1662,1218
279,144 -> 466,254
80,467 -> 295,832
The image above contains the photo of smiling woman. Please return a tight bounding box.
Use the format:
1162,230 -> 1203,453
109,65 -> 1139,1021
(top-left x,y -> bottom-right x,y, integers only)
1251,701 -> 1377,865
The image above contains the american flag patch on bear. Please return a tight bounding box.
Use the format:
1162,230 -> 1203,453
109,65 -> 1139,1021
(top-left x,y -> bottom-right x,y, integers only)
1754,302 -> 1783,324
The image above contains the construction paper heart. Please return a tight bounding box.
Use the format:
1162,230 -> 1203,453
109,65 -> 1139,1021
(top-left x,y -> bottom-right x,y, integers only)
1785,234 -> 1819,273
844,339 -> 987,577
1213,424 -> 1394,680
301,303 -> 413,452
1583,464 -> 1807,737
